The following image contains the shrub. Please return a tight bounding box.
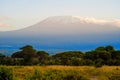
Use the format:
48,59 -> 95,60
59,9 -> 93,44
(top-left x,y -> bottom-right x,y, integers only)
95,62 -> 103,68
63,72 -> 89,80
108,75 -> 120,80
0,66 -> 13,80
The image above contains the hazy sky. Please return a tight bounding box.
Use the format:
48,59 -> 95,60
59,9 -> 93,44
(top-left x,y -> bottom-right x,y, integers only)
0,0 -> 120,31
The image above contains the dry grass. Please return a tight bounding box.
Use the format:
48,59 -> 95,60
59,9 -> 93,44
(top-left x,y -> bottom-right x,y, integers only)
1,66 -> 120,80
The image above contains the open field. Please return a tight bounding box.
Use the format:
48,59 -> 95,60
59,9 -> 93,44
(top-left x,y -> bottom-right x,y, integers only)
1,66 -> 120,80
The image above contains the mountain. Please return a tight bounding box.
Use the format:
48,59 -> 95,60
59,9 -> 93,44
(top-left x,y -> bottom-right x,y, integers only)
0,16 -> 120,55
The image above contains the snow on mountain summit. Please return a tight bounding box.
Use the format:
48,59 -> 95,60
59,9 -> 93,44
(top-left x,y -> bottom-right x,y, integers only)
40,16 -> 109,25
41,16 -> 82,24
40,16 -> 120,27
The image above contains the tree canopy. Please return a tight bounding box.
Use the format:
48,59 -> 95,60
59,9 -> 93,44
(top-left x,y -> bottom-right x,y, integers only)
0,45 -> 120,66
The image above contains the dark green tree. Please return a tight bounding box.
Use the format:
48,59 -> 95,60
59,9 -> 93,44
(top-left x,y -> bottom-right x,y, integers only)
20,45 -> 38,65
0,53 -> 6,65
95,46 -> 105,51
111,50 -> 120,65
37,51 -> 50,65
52,51 -> 83,65
105,45 -> 114,52
0,53 -> 6,58
12,45 -> 38,65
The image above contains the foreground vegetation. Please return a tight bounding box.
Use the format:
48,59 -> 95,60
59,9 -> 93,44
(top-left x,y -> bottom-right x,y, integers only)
0,45 -> 120,80
1,65 -> 120,80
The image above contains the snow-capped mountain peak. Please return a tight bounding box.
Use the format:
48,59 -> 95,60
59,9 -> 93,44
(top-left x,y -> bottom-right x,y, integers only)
40,16 -> 118,26
41,16 -> 82,24
1,16 -> 120,32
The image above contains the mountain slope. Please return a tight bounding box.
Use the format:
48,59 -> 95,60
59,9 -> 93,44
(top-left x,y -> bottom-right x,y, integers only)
2,16 -> 119,36
0,16 -> 120,54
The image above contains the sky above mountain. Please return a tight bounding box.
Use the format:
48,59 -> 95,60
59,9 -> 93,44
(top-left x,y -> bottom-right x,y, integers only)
0,0 -> 120,31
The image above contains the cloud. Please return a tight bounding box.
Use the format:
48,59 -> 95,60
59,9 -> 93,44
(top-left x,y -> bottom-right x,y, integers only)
0,16 -> 13,31
112,20 -> 120,27
0,16 -> 10,21
0,16 -> 23,31
0,23 -> 10,27
0,16 -> 10,27
74,16 -> 120,27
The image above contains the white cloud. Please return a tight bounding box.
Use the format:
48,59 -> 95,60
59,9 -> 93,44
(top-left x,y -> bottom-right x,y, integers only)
0,16 -> 10,27
0,23 -> 10,27
113,20 -> 120,27
0,16 -> 10,21
0,16 -> 14,31
0,24 -> 19,31
74,16 -> 120,27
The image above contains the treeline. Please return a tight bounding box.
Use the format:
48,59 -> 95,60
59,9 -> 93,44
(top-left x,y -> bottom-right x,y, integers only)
0,45 -> 120,66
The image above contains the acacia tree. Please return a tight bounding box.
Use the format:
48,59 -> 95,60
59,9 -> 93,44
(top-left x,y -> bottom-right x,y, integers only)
37,51 -> 50,65
12,45 -> 38,65
52,51 -> 83,65
20,45 -> 38,65
0,53 -> 6,58
0,53 -> 6,65
105,45 -> 114,52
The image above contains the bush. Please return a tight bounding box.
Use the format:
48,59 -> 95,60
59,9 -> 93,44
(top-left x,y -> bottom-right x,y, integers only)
0,66 -> 13,80
94,59 -> 103,68
63,72 -> 89,80
95,62 -> 103,68
108,75 -> 120,80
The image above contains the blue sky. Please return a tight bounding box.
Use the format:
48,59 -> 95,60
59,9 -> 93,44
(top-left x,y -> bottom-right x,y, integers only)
0,0 -> 120,31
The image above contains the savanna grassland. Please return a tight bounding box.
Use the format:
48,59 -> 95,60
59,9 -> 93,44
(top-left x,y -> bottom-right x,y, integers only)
1,65 -> 120,80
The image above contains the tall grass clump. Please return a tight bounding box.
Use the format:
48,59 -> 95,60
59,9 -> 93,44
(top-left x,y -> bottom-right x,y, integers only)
26,69 -> 42,80
108,75 -> 120,80
26,68 -> 89,80
107,68 -> 120,80
62,70 -> 89,80
0,66 -> 13,80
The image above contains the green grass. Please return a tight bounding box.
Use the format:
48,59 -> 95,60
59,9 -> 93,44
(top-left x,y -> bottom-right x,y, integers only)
1,66 -> 120,80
